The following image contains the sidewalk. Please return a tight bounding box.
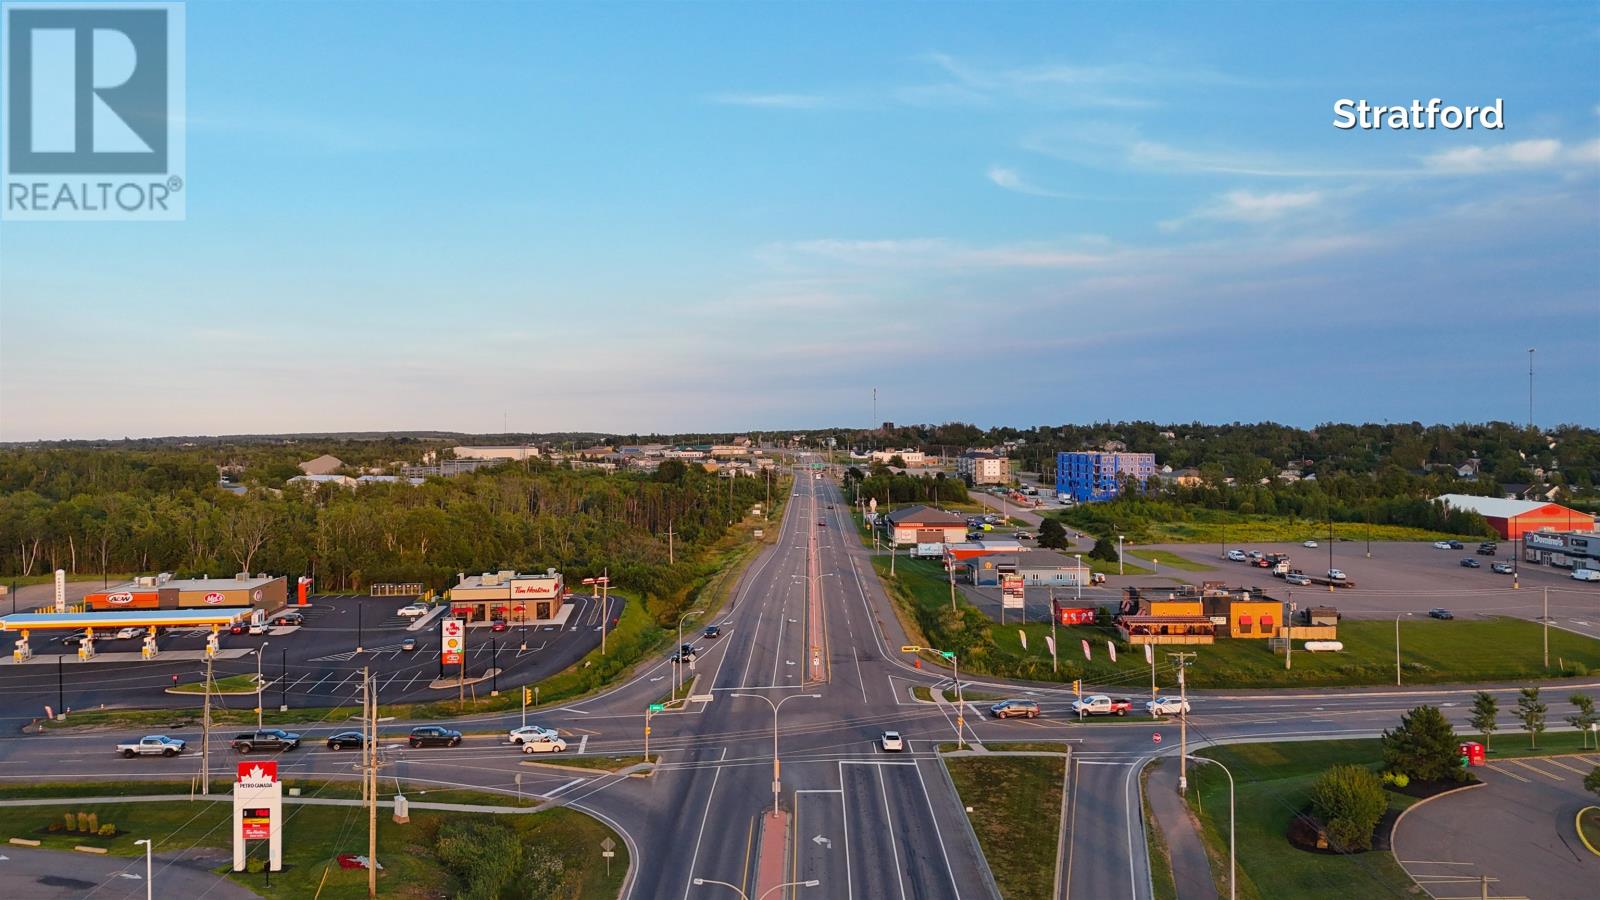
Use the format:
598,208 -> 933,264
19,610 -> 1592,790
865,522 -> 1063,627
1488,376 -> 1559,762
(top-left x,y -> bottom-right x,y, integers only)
1143,759 -> 1219,900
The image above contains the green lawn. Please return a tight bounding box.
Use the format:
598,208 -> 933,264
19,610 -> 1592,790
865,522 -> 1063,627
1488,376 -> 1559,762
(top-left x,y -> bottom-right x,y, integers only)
946,755 -> 1065,900
1086,556 -> 1153,576
1580,807 -> 1600,857
1142,759 -> 1180,900
1128,549 -> 1216,573
869,556 -> 1600,689
171,673 -> 262,695
0,779 -> 538,808
1187,739 -> 1416,900
543,754 -> 648,772
1054,507 -> 1479,545
0,799 -> 624,900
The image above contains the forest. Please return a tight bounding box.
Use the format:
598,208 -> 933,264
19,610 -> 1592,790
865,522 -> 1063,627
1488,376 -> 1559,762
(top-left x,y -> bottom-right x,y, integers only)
0,448 -> 780,626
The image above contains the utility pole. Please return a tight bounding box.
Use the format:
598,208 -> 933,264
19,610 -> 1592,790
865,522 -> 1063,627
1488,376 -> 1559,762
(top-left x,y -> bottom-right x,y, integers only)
1543,586 -> 1549,669
1528,347 -> 1535,430
663,521 -> 676,566
601,569 -> 610,656
366,666 -> 378,899
201,655 -> 213,796
1169,652 -> 1195,793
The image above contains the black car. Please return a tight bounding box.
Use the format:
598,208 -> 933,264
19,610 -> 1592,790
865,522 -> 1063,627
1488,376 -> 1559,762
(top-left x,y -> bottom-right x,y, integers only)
1476,543 -> 1498,556
409,726 -> 462,748
1428,608 -> 1454,620
703,625 -> 722,639
326,730 -> 368,750
1459,558 -> 1480,568
230,729 -> 301,753
1446,540 -> 1464,550
273,612 -> 304,626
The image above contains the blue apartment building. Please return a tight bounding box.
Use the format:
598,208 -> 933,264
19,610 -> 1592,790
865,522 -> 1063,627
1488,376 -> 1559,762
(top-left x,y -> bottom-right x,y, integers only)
1055,451 -> 1156,502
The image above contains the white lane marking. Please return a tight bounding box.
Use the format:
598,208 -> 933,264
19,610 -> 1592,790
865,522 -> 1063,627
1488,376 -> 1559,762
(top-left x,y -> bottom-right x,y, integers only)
911,760 -> 960,898
876,765 -> 909,900
545,777 -> 584,797
679,748 -> 730,900
578,734 -> 589,754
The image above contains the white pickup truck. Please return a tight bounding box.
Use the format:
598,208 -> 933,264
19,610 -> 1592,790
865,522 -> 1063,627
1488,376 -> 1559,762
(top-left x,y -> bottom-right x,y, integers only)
116,735 -> 186,758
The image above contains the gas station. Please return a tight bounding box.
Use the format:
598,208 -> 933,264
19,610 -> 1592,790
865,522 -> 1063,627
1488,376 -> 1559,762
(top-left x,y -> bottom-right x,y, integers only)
0,608 -> 256,662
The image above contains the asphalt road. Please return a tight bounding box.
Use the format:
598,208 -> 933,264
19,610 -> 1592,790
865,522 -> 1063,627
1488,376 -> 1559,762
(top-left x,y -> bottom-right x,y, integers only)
5,467 -> 1600,899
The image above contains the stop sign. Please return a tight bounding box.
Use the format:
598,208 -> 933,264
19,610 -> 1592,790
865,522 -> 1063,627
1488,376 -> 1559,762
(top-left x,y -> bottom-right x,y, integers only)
1152,733 -> 1163,744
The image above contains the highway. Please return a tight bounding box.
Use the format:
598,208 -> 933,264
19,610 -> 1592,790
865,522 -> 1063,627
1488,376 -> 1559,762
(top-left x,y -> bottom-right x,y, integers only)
4,466 -> 1600,899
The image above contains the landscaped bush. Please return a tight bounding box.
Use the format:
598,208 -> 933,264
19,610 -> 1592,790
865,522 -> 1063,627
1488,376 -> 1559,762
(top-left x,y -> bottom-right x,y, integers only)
1309,764 -> 1387,851
98,823 -> 116,836
434,818 -> 576,900
63,813 -> 75,832
1381,705 -> 1465,784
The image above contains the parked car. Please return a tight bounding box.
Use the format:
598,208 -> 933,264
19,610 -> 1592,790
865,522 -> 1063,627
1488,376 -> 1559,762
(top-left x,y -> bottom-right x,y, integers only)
520,735 -> 568,754
880,731 -> 905,752
1446,540 -> 1464,550
1303,540 -> 1318,548
229,623 -> 247,635
703,625 -> 722,639
396,603 -> 429,618
230,729 -> 301,754
1477,543 -> 1498,556
273,612 -> 304,626
1246,550 -> 1264,560
1072,694 -> 1133,717
401,637 -> 418,651
490,619 -> 508,632
117,735 -> 185,758
989,699 -> 1040,719
817,520 -> 826,528
1252,557 -> 1272,568
1146,697 -> 1191,717
1327,568 -> 1347,581
1432,541 -> 1453,550
1284,573 -> 1312,586
509,725 -> 559,745
408,726 -> 462,748
1491,562 -> 1514,574
57,630 -> 90,645
1573,569 -> 1600,582
112,627 -> 144,640
1459,558 -> 1481,568
1226,550 -> 1247,562
1428,608 -> 1454,620
325,731 -> 368,750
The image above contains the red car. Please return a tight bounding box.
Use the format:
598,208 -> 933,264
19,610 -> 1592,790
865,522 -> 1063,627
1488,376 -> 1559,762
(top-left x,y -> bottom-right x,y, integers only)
490,619 -> 508,632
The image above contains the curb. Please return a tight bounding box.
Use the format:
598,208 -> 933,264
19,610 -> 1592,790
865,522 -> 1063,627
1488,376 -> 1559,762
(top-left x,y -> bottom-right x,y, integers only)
9,837 -> 40,846
1577,806 -> 1600,858
74,845 -> 108,854
1389,779 -> 1488,892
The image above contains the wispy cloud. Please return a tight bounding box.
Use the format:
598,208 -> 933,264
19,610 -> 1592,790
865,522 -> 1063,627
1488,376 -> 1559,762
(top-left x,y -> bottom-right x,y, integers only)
986,165 -> 1070,198
708,92 -> 834,109
1161,189 -> 1325,230
760,237 -> 1113,270
1423,138 -> 1599,173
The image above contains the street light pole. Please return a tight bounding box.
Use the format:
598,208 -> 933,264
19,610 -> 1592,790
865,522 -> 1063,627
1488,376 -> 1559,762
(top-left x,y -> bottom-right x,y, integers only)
279,647 -> 287,712
134,838 -> 153,900
255,641 -> 269,729
1185,755 -> 1236,900
491,638 -> 499,696
691,877 -> 820,900
1118,534 -> 1125,575
733,691 -> 820,816
674,608 -> 703,702
1394,611 -> 1412,686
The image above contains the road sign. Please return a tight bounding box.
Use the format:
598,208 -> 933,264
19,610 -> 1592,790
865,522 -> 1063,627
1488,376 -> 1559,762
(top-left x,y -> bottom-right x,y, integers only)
601,837 -> 615,852
1152,733 -> 1163,744
939,650 -> 955,660
648,703 -> 665,712
441,618 -> 464,666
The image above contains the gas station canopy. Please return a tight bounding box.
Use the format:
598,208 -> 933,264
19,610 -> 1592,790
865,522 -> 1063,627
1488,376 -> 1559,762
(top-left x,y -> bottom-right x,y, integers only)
0,609 -> 252,632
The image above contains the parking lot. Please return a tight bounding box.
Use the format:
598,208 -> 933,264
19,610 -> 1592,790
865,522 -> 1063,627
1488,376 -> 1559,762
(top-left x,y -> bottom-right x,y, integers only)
0,593 -> 618,723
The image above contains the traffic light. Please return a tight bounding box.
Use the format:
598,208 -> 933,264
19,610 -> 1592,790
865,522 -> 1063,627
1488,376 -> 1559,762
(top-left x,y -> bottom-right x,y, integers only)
1073,679 -> 1081,697
523,686 -> 531,704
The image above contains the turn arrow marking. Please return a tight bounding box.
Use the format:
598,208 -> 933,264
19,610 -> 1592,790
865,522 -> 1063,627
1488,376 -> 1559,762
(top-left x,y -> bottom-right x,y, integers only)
812,834 -> 831,848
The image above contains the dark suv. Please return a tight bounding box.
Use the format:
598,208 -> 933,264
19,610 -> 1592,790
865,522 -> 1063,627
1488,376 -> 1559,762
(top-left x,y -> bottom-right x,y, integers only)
1476,543 -> 1497,556
408,725 -> 462,748
230,729 -> 301,753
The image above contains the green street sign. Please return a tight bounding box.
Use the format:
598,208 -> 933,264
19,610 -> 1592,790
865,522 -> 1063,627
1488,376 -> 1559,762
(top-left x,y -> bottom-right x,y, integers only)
940,651 -> 956,660
648,704 -> 665,712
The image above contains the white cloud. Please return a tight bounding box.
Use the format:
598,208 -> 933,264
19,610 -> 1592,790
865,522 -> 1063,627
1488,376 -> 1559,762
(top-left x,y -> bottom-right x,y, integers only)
1160,189 -> 1324,231
986,165 -> 1069,198
708,92 -> 832,109
762,237 -> 1112,270
1424,139 -> 1564,172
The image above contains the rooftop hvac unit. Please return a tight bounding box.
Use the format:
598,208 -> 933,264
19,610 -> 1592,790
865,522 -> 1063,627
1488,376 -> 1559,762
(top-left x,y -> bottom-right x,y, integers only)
497,570 -> 515,582
157,573 -> 172,584
136,576 -> 156,587
547,568 -> 557,577
237,572 -> 250,581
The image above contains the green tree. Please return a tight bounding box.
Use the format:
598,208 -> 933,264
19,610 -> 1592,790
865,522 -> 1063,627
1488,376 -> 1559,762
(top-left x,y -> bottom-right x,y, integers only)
889,455 -> 907,469
1568,693 -> 1598,750
1586,766 -> 1600,802
1381,705 -> 1464,783
1470,691 -> 1499,751
1309,764 -> 1388,851
1087,531 -> 1120,563
1517,687 -> 1548,749
1037,518 -> 1070,550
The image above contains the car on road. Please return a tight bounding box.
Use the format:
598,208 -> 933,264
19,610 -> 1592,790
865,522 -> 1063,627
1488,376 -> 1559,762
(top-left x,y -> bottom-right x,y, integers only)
520,735 -> 568,753
408,726 -> 462,748
1491,562 -> 1514,574
702,625 -> 722,639
325,731 -> 368,750
1459,558 -> 1480,568
272,612 -> 304,626
396,603 -> 429,618
1303,540 -> 1318,548
1145,697 -> 1190,717
817,520 -> 826,528
1072,694 -> 1133,717
880,731 -> 905,752
1327,568 -> 1347,581
1226,549 -> 1247,562
670,646 -> 697,664
112,627 -> 144,640
1428,608 -> 1454,619
401,637 -> 418,651
1573,569 -> 1600,582
1284,572 -> 1311,585
1477,543 -> 1498,556
509,725 -> 559,745
990,699 -> 1040,719
1014,532 -> 1033,540
230,729 -> 301,754
1246,550 -> 1264,560
490,619 -> 508,632
1432,541 -> 1453,550
56,630 -> 91,645
117,735 -> 185,757
1446,540 -> 1464,550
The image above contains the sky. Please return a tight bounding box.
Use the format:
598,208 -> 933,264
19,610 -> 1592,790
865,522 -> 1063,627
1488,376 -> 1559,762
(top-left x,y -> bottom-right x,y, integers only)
1,0 -> 1597,441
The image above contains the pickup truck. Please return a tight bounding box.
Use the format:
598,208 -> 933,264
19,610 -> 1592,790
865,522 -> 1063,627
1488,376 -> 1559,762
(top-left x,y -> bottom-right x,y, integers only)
1072,694 -> 1134,717
230,729 -> 301,754
117,735 -> 186,758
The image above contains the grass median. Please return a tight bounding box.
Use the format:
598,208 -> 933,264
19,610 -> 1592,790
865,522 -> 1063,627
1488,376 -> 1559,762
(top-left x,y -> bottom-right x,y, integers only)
946,754 -> 1066,900
1054,507 -> 1477,546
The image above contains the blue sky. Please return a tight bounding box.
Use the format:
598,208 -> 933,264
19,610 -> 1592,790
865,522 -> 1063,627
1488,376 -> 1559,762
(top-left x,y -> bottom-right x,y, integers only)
2,1 -> 1597,440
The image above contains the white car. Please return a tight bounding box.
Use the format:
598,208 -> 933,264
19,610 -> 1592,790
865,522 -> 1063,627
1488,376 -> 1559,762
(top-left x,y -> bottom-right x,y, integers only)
1573,569 -> 1600,582
1226,550 -> 1247,562
509,725 -> 559,745
396,604 -> 430,618
880,731 -> 905,752
1327,569 -> 1347,581
519,735 -> 568,754
1303,540 -> 1318,548
1432,541 -> 1452,550
113,627 -> 144,640
1146,697 -> 1191,717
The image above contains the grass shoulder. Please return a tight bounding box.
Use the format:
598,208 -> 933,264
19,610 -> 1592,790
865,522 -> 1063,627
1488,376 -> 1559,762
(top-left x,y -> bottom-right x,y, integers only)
945,754 -> 1066,900
1142,759 -> 1180,900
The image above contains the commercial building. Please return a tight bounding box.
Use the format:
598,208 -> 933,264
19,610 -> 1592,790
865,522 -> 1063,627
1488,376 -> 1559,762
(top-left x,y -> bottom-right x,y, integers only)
870,449 -> 928,467
298,455 -> 344,476
883,505 -> 967,545
1523,531 -> 1600,571
1055,451 -> 1156,503
83,573 -> 288,614
973,550 -> 1089,587
447,569 -> 566,623
1116,583 -> 1289,643
1434,494 -> 1594,540
956,450 -> 1011,485
452,446 -> 539,462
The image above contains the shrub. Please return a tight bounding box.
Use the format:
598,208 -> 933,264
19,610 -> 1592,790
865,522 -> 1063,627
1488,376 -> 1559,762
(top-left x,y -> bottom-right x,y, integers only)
1382,705 -> 1464,783
76,812 -> 91,833
1309,764 -> 1387,851
435,819 -> 522,900
98,823 -> 116,836
1392,773 -> 1409,788
85,813 -> 98,834
63,813 -> 76,832
46,822 -> 62,833
246,858 -> 265,874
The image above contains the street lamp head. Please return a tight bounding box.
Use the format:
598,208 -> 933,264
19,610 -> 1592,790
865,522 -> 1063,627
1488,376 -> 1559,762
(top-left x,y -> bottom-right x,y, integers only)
693,878 -> 706,886
803,881 -> 820,887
